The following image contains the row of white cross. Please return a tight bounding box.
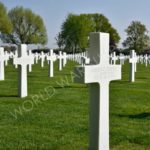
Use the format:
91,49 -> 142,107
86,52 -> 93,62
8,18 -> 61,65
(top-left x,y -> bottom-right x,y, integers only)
110,51 -> 150,66
0,45 -> 148,84
0,46 -> 92,97
0,46 -> 69,97
0,32 -> 149,150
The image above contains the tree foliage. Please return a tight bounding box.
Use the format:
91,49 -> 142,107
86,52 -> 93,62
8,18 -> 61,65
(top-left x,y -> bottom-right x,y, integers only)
56,13 -> 120,53
123,21 -> 150,53
55,32 -> 64,50
60,14 -> 92,53
2,6 -> 48,45
0,2 -> 12,34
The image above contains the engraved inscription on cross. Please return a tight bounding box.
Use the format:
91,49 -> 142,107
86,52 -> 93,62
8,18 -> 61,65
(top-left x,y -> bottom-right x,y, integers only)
14,44 -> 34,98
74,32 -> 121,150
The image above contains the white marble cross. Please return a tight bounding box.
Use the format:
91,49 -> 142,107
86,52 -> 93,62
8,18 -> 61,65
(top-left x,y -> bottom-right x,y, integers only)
144,54 -> 148,67
148,55 -> 150,64
4,51 -> 9,66
34,52 -> 39,64
39,51 -> 45,67
129,50 -> 137,82
13,44 -> 34,97
57,51 -> 63,71
62,52 -> 67,67
111,51 -> 118,65
0,47 -> 7,80
134,52 -> 137,72
13,50 -> 18,68
74,32 -> 121,150
28,50 -> 34,72
47,49 -> 56,77
81,51 -> 90,66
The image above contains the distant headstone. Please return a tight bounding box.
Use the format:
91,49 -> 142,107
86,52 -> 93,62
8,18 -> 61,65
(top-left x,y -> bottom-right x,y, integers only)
13,51 -> 18,68
47,49 -> 56,77
14,44 -> 34,97
148,56 -> 150,64
39,51 -> 45,67
28,50 -> 34,72
4,51 -> 9,66
0,47 -> 6,80
144,54 -> 148,67
139,55 -> 143,64
134,52 -> 137,72
62,52 -> 67,67
74,32 -> 121,150
129,50 -> 137,82
111,52 -> 118,65
34,52 -> 39,64
58,51 -> 63,71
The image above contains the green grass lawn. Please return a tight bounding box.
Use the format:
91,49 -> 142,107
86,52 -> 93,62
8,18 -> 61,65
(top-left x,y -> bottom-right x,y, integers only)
0,60 -> 150,150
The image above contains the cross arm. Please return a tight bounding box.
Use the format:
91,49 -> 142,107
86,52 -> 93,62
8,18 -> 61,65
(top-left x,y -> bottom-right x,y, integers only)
74,65 -> 121,84
13,57 -> 34,65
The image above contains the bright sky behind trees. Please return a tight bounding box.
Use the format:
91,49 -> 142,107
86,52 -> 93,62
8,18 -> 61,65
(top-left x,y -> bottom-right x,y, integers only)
1,0 -> 150,48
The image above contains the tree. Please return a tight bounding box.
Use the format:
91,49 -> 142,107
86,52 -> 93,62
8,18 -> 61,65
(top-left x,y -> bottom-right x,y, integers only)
2,6 -> 48,45
0,2 -> 12,34
59,14 -> 93,53
56,13 -> 120,53
55,32 -> 64,50
123,21 -> 150,53
90,13 -> 120,51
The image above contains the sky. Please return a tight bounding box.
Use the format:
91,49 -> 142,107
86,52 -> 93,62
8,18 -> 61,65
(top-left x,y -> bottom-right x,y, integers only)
1,0 -> 150,48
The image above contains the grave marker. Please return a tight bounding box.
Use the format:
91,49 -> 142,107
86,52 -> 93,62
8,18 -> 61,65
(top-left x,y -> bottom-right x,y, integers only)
144,54 -> 148,67
47,49 -> 56,77
129,50 -> 137,82
134,52 -> 137,72
58,51 -> 63,71
14,44 -> 34,97
13,50 -> 18,68
4,51 -> 9,66
74,32 -> 121,150
62,52 -> 67,67
111,51 -> 118,65
0,47 -> 6,80
34,52 -> 39,64
28,50 -> 34,72
39,51 -> 45,67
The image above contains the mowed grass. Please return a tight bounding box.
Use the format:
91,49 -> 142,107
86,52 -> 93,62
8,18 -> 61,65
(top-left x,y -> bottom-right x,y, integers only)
0,59 -> 150,150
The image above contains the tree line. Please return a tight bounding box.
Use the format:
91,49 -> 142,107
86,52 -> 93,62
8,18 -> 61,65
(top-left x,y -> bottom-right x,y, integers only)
55,13 -> 120,53
56,14 -> 150,54
0,2 -> 47,46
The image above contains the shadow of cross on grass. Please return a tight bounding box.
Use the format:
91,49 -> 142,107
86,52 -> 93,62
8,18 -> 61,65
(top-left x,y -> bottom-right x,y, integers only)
118,112 -> 150,119
0,94 -> 18,98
